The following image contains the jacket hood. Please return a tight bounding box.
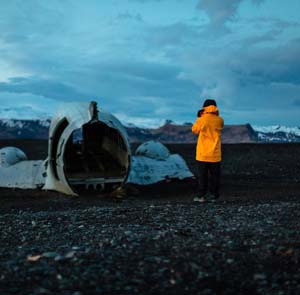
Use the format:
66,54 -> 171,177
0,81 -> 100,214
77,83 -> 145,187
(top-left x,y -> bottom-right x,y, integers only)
203,105 -> 219,114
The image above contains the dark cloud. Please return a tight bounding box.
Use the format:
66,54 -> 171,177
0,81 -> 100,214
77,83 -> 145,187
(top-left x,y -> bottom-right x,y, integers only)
84,61 -> 201,116
0,1 -> 65,42
237,16 -> 300,33
241,29 -> 279,47
128,0 -> 164,2
236,39 -> 300,86
146,22 -> 203,47
173,35 -> 300,125
0,77 -> 89,101
293,99 -> 300,107
251,0 -> 264,5
117,12 -> 143,22
197,0 -> 242,26
197,0 -> 265,27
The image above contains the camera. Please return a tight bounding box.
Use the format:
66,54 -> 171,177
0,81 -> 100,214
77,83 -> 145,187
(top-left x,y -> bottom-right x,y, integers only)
197,109 -> 204,117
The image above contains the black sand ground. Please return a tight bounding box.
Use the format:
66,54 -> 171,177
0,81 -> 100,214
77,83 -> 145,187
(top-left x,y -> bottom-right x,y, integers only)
0,141 -> 300,294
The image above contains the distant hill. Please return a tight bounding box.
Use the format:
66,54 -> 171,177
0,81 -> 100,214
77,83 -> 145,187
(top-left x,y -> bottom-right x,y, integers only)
126,122 -> 259,143
0,119 -> 299,143
222,124 -> 258,143
0,119 -> 50,139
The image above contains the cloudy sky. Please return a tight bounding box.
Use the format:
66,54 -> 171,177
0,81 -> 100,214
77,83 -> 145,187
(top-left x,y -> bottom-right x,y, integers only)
0,0 -> 299,126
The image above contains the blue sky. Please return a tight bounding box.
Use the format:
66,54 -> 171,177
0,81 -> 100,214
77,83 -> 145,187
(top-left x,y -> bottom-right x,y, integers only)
0,0 -> 299,126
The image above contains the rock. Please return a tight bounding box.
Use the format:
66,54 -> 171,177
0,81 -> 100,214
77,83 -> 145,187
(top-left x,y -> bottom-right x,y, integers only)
27,255 -> 41,262
42,252 -> 59,258
254,273 -> 267,280
65,251 -> 76,259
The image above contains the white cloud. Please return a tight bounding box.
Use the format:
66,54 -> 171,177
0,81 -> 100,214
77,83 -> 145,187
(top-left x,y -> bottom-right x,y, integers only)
113,112 -> 166,128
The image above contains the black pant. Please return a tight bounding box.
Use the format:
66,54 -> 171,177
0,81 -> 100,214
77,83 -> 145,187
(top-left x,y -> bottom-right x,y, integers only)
198,161 -> 221,198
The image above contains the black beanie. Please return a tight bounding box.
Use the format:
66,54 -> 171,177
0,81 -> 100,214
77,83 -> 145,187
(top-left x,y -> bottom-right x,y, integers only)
203,99 -> 217,107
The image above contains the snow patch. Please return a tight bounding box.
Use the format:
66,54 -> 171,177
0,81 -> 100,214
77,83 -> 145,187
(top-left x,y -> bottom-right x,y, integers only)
0,119 -> 51,128
253,125 -> 300,137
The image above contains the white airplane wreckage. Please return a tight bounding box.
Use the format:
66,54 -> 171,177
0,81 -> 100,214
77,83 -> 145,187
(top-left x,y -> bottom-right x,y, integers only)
0,102 -> 194,196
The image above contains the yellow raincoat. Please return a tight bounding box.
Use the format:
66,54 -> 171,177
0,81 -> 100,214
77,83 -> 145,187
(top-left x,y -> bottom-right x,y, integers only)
192,105 -> 224,162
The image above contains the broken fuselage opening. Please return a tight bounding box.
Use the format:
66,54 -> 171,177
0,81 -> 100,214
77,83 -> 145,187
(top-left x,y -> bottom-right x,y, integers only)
64,121 -> 130,193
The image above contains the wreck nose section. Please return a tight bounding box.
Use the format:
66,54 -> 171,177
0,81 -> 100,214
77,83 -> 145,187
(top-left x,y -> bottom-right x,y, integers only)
43,101 -> 131,196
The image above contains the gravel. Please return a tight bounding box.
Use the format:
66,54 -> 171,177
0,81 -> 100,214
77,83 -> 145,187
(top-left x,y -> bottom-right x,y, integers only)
1,197 -> 300,294
1,141 -> 300,294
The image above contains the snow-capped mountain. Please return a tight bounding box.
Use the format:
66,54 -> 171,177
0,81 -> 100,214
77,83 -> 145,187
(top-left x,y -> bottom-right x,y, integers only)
0,116 -> 300,143
0,119 -> 51,139
0,106 -> 52,139
253,125 -> 300,142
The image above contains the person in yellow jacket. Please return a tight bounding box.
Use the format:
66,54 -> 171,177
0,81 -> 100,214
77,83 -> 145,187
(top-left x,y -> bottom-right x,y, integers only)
192,99 -> 224,202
